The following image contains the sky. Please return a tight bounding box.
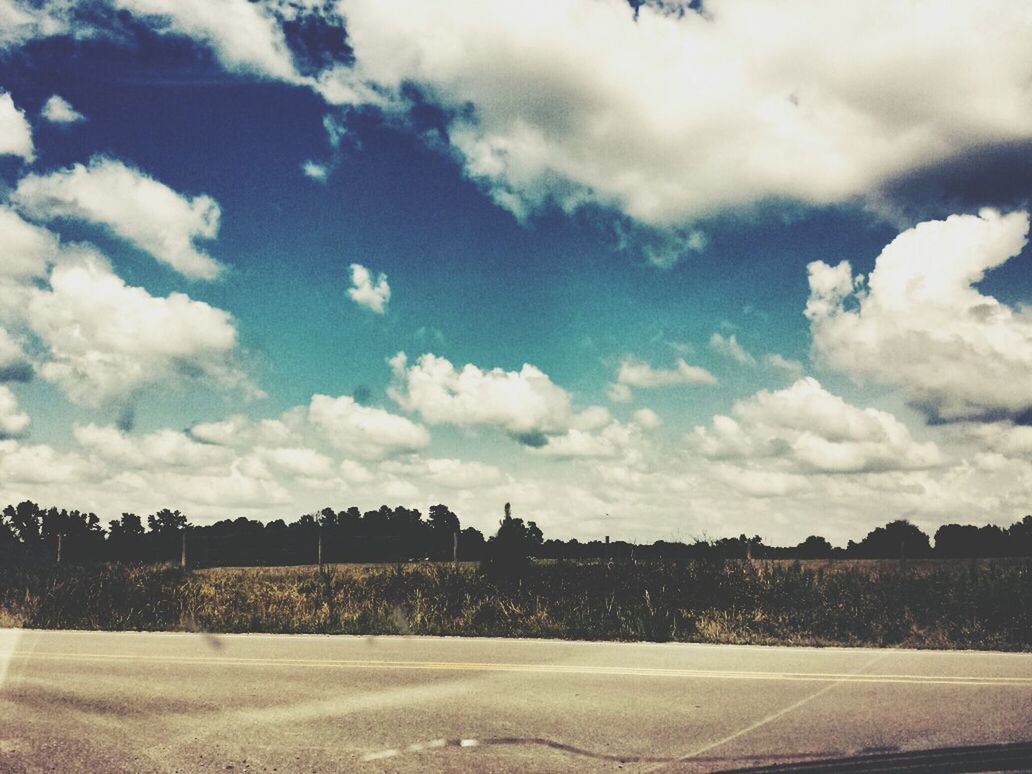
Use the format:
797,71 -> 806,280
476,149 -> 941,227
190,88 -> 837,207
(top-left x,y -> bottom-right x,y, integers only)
2,0 -> 1032,545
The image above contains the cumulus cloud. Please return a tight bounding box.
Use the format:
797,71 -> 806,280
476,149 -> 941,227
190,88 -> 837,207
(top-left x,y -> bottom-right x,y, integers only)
2,247 -> 243,405
0,207 -> 59,278
380,456 -> 506,489
40,94 -> 84,124
388,352 -> 607,445
0,90 -> 33,160
806,209 -> 1032,423
308,393 -> 430,459
74,423 -> 231,470
347,262 -> 390,313
690,377 -> 943,474
10,1 -> 1032,249
188,412 -> 301,449
332,0 -> 1032,228
609,355 -> 716,401
0,440 -> 92,484
13,157 -> 224,280
533,409 -> 659,461
10,2 -> 1032,238
253,446 -> 337,480
709,333 -> 755,365
0,385 -> 29,438
111,0 -> 300,81
0,327 -> 31,382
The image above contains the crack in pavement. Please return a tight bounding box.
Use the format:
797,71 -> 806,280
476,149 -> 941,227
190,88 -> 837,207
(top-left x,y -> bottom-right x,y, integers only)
643,650 -> 894,772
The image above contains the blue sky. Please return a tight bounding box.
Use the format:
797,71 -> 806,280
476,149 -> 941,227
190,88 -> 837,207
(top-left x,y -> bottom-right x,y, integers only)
2,1 -> 1032,544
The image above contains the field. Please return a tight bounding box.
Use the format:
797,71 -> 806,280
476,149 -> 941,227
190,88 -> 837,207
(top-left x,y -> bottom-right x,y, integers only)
1,558 -> 1031,650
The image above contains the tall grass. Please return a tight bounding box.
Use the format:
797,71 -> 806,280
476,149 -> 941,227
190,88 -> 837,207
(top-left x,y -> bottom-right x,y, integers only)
1,559 -> 1030,649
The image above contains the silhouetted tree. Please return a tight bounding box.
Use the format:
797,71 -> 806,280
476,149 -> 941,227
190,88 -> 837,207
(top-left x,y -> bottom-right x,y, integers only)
428,504 -> 461,560
147,509 -> 188,534
1008,515 -> 1032,556
796,535 -> 834,559
4,501 -> 44,553
482,503 -> 535,581
108,513 -> 145,562
847,520 -> 931,559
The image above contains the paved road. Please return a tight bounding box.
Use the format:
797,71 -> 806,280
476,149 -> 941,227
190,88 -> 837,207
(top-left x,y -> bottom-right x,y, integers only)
1,629 -> 1030,772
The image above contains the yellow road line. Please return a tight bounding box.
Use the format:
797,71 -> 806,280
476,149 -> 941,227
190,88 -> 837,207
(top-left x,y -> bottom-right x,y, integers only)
7,651 -> 1032,686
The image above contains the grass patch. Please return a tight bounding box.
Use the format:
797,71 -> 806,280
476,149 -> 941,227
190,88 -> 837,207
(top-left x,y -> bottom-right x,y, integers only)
1,559 -> 1030,649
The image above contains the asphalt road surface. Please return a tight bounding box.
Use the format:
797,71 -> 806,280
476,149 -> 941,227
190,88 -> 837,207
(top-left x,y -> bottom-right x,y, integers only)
1,629 -> 1030,773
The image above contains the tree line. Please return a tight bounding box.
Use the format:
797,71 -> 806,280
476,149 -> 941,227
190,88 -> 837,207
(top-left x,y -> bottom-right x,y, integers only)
1,499 -> 1031,566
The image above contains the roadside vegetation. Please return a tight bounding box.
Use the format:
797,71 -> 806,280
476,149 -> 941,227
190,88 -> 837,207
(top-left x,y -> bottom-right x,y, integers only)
2,500 -> 1031,649
1,557 -> 1029,650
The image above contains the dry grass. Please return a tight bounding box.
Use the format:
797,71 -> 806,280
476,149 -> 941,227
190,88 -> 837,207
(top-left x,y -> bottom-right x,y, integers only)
1,559 -> 1030,649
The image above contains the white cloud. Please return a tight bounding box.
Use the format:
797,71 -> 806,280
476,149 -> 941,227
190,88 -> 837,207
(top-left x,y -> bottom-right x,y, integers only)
607,382 -> 633,404
334,0 -> 1032,227
0,207 -> 59,278
9,1 -> 1032,243
111,0 -> 300,81
977,424 -> 1032,459
74,423 -> 231,471
0,1 -> 73,50
532,408 -> 661,462
709,332 -> 756,365
308,393 -> 430,460
690,377 -> 944,474
609,356 -> 716,401
0,385 -> 28,438
254,446 -> 337,480
764,353 -> 804,378
389,352 -> 599,443
708,464 -> 810,499
6,247 -> 243,405
0,327 -> 30,381
381,456 -> 505,489
0,90 -> 33,160
301,160 -> 329,182
40,94 -> 84,124
633,408 -> 661,429
0,439 -> 92,484
806,209 -> 1032,423
347,262 -> 391,313
13,157 -> 224,280
188,412 -> 301,449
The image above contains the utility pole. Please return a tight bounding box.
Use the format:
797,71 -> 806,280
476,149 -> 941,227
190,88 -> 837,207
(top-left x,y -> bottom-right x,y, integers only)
56,533 -> 62,564
453,530 -> 459,572
180,530 -> 187,569
318,528 -> 323,572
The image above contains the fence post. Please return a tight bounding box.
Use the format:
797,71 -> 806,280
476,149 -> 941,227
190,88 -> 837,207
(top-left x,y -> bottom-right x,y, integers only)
181,530 -> 187,569
453,530 -> 459,572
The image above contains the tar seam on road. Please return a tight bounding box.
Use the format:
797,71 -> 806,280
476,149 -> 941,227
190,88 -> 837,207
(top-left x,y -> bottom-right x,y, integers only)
10,651 -> 1031,687
360,736 -> 680,764
642,650 -> 895,773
